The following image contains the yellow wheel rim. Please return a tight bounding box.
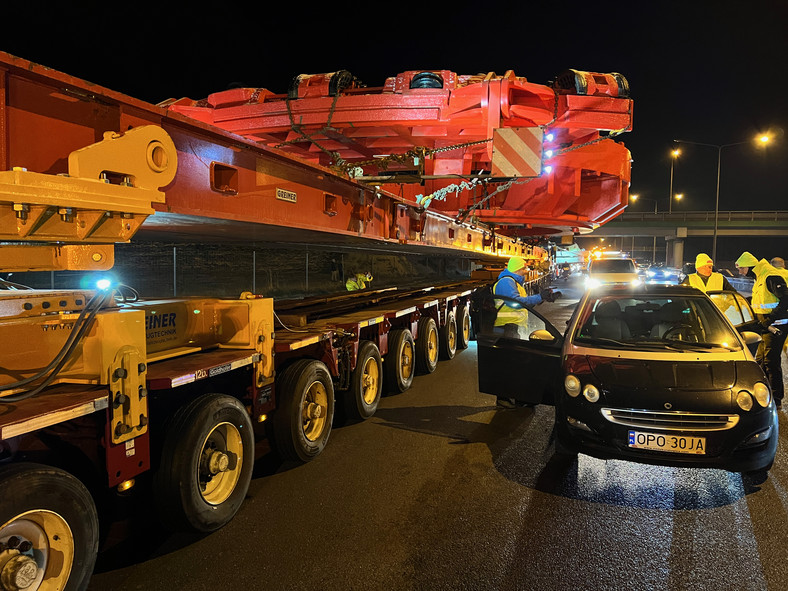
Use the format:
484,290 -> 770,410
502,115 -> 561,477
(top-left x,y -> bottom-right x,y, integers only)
0,510 -> 75,589
448,320 -> 457,351
427,326 -> 438,363
302,379 -> 329,441
199,422 -> 243,505
401,339 -> 414,380
461,310 -> 470,344
361,356 -> 380,405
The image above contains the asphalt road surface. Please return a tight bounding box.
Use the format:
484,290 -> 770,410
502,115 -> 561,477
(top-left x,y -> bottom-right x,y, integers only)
88,275 -> 788,591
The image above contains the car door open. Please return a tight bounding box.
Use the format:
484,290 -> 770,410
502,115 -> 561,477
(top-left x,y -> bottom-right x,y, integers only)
476,298 -> 563,406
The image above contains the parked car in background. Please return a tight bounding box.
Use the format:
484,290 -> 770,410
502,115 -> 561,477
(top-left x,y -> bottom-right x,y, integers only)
477,284 -> 778,477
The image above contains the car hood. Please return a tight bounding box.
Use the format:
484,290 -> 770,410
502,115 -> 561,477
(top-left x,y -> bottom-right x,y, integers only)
587,356 -> 736,391
589,272 -> 639,283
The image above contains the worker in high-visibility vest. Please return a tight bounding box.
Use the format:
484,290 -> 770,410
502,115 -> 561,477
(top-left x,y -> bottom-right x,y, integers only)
493,256 -> 551,339
346,271 -> 373,291
680,253 -> 734,293
736,251 -> 788,407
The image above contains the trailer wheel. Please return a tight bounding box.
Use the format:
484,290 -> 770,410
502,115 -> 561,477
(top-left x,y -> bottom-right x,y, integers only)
456,305 -> 471,350
415,317 -> 439,374
271,359 -> 334,462
384,329 -> 415,393
344,341 -> 383,420
0,462 -> 98,591
440,310 -> 458,360
156,393 -> 254,533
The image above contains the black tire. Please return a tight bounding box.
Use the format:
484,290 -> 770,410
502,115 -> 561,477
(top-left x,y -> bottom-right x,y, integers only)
440,310 -> 458,360
343,341 -> 383,420
0,462 -> 98,591
155,393 -> 254,533
415,317 -> 439,374
270,359 -> 334,462
456,305 -> 471,350
384,329 -> 415,393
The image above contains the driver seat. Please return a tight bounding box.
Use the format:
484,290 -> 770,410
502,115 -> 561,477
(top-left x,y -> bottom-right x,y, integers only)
650,301 -> 686,338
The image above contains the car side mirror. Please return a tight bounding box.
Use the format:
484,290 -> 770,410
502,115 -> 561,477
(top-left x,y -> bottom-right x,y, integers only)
740,330 -> 762,356
529,329 -> 556,342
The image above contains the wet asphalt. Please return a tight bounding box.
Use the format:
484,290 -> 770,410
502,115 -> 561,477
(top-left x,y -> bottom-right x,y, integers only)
88,276 -> 788,591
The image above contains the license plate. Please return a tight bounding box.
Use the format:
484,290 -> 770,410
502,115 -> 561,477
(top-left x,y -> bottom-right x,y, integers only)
628,431 -> 706,455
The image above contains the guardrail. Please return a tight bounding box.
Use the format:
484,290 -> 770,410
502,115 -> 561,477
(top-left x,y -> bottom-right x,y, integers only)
618,211 -> 788,224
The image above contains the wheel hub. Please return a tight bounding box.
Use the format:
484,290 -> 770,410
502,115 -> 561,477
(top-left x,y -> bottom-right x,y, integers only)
1,553 -> 39,590
305,402 -> 324,419
207,450 -> 230,474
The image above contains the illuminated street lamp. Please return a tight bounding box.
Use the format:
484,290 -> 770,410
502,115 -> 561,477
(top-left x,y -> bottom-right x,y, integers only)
674,134 -> 773,261
669,148 -> 681,213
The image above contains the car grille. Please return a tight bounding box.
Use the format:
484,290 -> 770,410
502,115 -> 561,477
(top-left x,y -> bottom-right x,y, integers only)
601,408 -> 740,431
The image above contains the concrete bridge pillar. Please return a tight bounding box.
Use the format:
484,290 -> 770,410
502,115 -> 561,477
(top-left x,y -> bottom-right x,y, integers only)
666,227 -> 687,267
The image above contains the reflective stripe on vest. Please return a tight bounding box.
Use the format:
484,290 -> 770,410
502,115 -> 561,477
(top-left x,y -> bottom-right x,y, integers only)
688,272 -> 723,293
493,276 -> 528,326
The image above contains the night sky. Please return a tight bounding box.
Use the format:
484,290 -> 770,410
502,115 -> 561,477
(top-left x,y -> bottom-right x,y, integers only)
3,1 -> 786,252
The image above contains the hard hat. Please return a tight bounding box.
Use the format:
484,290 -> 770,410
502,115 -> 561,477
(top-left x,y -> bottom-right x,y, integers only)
507,256 -> 526,272
735,251 -> 759,268
694,253 -> 713,269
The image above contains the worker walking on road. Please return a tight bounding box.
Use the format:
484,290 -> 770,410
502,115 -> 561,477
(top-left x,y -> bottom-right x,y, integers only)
346,271 -> 373,291
681,253 -> 735,293
736,251 -> 788,407
493,256 -> 554,339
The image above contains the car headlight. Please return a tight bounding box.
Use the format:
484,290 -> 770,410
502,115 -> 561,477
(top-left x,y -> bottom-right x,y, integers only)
630,278 -> 642,287
585,278 -> 601,289
582,384 -> 600,403
736,390 -> 754,411
752,382 -> 771,407
564,374 -> 581,397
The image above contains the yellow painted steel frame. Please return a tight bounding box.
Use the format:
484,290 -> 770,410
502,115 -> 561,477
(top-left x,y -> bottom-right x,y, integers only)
0,125 -> 177,270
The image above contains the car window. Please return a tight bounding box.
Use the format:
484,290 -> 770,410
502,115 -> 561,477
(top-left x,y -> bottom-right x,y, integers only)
708,292 -> 754,326
573,295 -> 741,350
590,259 -> 636,273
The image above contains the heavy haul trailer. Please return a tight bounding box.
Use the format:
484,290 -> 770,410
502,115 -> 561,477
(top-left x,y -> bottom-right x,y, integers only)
0,51 -> 631,590
0,53 -> 546,591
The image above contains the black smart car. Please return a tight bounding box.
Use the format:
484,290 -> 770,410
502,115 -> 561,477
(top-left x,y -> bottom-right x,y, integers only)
477,284 -> 778,476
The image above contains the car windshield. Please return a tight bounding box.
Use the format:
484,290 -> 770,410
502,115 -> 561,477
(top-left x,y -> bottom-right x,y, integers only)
573,294 -> 742,351
590,259 -> 636,273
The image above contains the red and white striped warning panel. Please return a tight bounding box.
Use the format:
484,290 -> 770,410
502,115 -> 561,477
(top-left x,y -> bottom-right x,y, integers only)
491,127 -> 544,178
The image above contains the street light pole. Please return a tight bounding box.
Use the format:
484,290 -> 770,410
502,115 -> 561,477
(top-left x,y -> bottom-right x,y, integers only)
668,148 -> 680,213
674,136 -> 771,262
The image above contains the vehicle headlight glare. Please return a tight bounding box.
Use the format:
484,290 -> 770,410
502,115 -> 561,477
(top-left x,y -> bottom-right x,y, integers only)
736,390 -> 754,412
586,278 -> 601,289
631,279 -> 642,287
564,374 -> 581,397
582,384 -> 600,403
753,382 -> 771,407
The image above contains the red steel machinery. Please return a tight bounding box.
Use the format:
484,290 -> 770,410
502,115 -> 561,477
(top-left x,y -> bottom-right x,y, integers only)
0,50 -> 633,590
167,68 -> 633,236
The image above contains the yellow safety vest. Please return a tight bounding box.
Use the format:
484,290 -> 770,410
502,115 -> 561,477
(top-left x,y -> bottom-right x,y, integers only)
493,277 -> 529,327
346,274 -> 367,291
751,260 -> 785,314
688,272 -> 723,293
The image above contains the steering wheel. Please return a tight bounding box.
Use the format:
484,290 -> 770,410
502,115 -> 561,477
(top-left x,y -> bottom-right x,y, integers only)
662,323 -> 700,342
